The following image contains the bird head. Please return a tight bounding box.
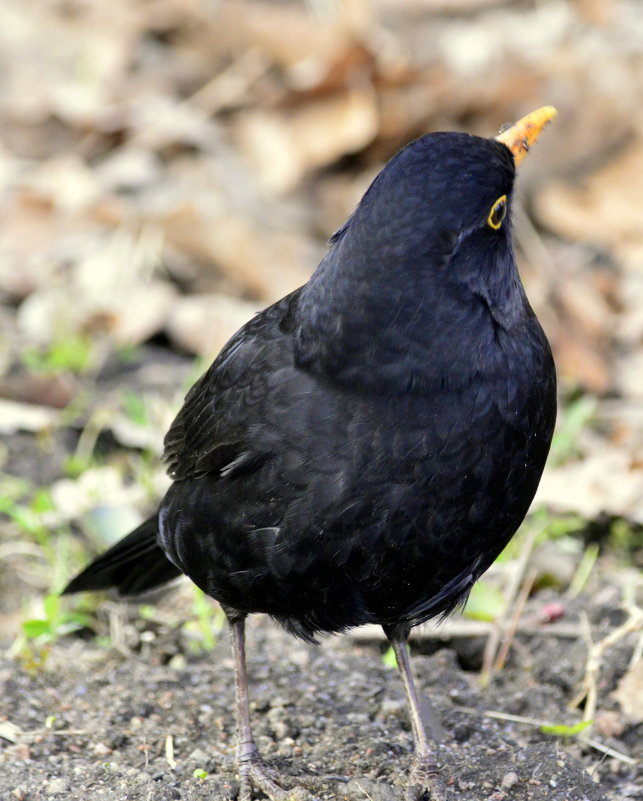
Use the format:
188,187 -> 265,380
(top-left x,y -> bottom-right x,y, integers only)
296,108 -> 557,387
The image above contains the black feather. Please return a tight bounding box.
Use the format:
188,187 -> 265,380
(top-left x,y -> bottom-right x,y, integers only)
63,517 -> 180,596
65,131 -> 556,644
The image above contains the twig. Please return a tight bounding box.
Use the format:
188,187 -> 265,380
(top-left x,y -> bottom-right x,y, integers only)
103,601 -> 131,656
577,734 -> 639,766
630,630 -> 643,670
493,567 -> 537,672
480,617 -> 501,686
566,543 -> 599,599
352,619 -> 585,642
0,543 -> 48,560
480,521 -> 544,684
456,708 -> 637,766
165,733 -> 177,769
570,604 -> 643,723
0,722 -> 90,744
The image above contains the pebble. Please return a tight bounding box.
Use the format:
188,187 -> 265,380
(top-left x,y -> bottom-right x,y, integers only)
168,654 -> 187,671
594,709 -> 625,738
290,648 -> 310,667
379,697 -> 406,716
271,720 -> 290,739
344,778 -> 400,801
500,771 -> 519,790
45,778 -> 69,795
269,696 -> 289,708
187,748 -> 210,763
345,712 -> 369,724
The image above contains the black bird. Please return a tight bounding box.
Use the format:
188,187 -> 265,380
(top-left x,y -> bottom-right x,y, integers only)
64,107 -> 558,801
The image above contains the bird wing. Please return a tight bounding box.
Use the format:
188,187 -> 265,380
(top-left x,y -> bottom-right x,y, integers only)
163,288 -> 301,481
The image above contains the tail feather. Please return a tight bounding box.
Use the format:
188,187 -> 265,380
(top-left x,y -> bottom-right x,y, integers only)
63,516 -> 182,596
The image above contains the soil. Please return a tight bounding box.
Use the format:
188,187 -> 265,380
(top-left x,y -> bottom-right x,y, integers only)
1,587 -> 641,801
1,3 -> 643,798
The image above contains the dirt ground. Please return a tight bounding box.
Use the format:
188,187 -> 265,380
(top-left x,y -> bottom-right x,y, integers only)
1,577 -> 641,801
1,2 -> 643,800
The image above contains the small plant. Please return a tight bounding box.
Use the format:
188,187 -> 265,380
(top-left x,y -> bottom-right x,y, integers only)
21,332 -> 96,376
540,720 -> 592,737
609,517 -> 642,557
21,593 -> 92,644
61,408 -> 113,478
463,580 -> 506,622
15,593 -> 93,672
381,645 -> 397,668
182,587 -> 225,652
2,485 -> 56,562
548,393 -> 597,467
123,391 -> 149,426
115,343 -> 141,365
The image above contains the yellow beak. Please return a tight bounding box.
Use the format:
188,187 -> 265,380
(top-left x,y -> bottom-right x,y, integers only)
495,106 -> 557,166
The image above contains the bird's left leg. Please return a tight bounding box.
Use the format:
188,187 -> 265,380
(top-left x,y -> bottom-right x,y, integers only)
384,625 -> 447,801
228,613 -> 313,801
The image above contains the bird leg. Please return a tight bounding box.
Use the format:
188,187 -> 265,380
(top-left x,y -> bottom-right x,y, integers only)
386,628 -> 447,801
228,615 -> 313,801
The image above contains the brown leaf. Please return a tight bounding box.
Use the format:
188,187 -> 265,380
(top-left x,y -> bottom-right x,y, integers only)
612,659 -> 643,724
534,142 -> 643,273
535,448 -> 643,523
0,373 -> 77,409
236,88 -> 378,192
164,207 -> 313,301
216,0 -> 353,69
0,399 -> 59,435
165,294 -> 259,357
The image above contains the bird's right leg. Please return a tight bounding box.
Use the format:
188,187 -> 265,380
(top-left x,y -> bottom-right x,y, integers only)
385,626 -> 447,801
228,614 -> 312,801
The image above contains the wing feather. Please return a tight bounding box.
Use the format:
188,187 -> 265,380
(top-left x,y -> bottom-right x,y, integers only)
163,289 -> 302,481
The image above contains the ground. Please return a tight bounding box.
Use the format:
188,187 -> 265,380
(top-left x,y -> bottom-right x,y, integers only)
1,2 -> 643,800
1,577 -> 641,801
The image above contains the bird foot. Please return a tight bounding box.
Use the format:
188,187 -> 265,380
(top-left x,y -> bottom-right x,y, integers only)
405,756 -> 447,801
238,754 -> 318,801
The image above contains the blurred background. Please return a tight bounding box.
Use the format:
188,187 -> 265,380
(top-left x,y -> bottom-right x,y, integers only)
0,0 -> 642,653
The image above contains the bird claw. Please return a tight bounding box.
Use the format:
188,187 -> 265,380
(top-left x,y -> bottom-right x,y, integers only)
405,758 -> 447,801
238,755 -> 318,801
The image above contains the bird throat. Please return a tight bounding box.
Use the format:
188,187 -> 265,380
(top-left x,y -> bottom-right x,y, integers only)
294,265 -> 524,393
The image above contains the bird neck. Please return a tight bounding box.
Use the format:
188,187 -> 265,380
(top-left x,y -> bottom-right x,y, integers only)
293,236 -> 530,392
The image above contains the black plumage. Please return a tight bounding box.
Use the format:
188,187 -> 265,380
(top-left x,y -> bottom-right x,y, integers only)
64,115 -> 557,801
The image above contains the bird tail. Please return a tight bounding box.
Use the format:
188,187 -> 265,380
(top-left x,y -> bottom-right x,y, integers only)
62,516 -> 182,596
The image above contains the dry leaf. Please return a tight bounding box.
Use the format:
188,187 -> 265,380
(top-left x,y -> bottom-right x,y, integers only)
0,399 -> 59,435
0,373 -> 76,409
164,206 -> 313,301
166,293 -> 259,358
216,0 -> 352,69
236,88 -> 378,192
106,281 -> 177,346
535,143 -> 643,274
612,659 -> 643,724
534,448 -> 643,523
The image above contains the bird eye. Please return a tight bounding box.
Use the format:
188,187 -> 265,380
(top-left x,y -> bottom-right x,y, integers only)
487,195 -> 507,230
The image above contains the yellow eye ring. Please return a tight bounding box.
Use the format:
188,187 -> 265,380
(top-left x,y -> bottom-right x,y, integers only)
487,194 -> 507,230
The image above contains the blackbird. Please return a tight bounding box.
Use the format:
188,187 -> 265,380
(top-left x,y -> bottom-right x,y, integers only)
64,107 -> 558,801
